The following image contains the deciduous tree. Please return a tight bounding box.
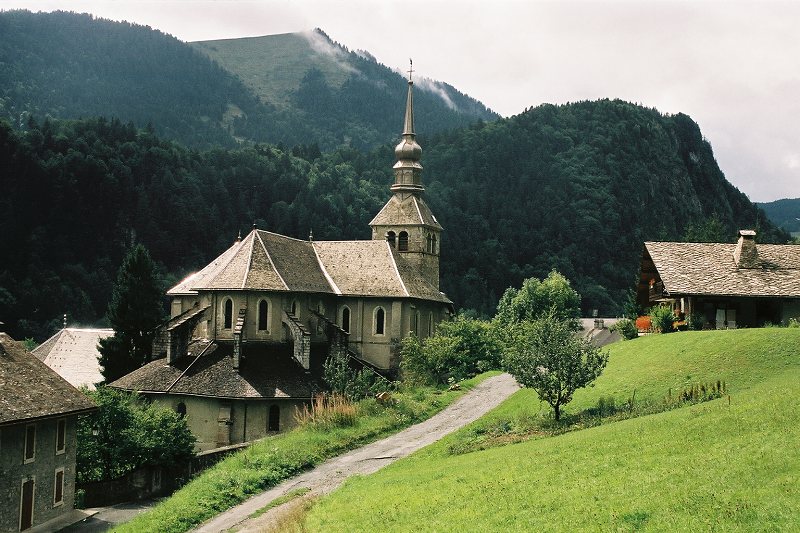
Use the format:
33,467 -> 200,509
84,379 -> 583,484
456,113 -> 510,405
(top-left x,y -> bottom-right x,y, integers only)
503,315 -> 608,420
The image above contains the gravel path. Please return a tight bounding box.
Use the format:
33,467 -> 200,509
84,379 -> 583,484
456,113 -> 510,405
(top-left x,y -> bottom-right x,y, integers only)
193,373 -> 519,533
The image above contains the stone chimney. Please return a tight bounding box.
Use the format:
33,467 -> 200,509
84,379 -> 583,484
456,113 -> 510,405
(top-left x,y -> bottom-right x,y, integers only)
733,229 -> 759,268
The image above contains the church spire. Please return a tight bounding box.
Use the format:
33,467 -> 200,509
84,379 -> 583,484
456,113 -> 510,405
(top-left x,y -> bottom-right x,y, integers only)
392,60 -> 424,194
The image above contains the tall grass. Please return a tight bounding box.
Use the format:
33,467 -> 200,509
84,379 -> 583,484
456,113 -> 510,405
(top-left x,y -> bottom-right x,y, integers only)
294,394 -> 358,430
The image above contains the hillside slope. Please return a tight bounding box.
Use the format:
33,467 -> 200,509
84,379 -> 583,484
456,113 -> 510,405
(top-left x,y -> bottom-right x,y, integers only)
191,30 -> 498,149
0,11 -> 495,151
305,329 -> 800,531
758,197 -> 800,233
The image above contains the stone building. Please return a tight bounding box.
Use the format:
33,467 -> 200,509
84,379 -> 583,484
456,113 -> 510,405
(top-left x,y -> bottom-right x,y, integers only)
637,230 -> 800,328
111,77 -> 452,451
0,333 -> 96,532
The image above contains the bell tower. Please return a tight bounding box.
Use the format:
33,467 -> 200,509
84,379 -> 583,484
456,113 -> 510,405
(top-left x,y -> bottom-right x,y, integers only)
369,62 -> 442,290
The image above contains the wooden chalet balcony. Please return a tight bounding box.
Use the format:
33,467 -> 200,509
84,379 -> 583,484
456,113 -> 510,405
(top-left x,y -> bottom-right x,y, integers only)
648,281 -> 665,301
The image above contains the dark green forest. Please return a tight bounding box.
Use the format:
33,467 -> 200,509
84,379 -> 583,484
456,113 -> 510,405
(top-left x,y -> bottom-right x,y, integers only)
0,99 -> 787,341
0,11 -> 495,151
757,198 -> 800,233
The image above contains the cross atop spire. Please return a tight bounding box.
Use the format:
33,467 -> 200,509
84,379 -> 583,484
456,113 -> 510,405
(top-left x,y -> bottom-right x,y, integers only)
407,58 -> 414,82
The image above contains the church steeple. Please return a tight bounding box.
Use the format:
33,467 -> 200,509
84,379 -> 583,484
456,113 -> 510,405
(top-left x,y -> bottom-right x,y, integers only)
369,62 -> 443,290
391,68 -> 424,194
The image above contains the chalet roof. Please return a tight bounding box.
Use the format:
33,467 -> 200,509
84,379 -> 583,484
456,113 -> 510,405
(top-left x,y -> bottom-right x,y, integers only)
168,229 -> 451,304
110,342 -> 322,399
644,241 -> 800,298
0,333 -> 96,426
32,328 -> 112,390
369,194 -> 442,229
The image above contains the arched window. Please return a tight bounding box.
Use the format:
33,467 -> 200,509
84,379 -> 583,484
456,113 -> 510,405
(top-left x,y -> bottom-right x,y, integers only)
223,298 -> 233,329
291,300 -> 298,316
428,312 -> 434,337
375,307 -> 385,335
268,405 -> 280,432
398,231 -> 409,251
341,306 -> 351,333
258,300 -> 269,331
432,235 -> 438,255
412,310 -> 420,335
387,231 -> 396,248
426,234 -> 432,253
175,402 -> 186,418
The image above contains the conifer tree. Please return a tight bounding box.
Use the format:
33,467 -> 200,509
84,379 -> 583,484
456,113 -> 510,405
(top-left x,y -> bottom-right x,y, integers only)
98,244 -> 164,382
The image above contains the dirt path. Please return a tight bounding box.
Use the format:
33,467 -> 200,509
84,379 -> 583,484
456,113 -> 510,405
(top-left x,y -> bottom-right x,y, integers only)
192,373 -> 519,533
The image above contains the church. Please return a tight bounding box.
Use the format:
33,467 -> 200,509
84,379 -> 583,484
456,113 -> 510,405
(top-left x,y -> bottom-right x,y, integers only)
111,76 -> 453,451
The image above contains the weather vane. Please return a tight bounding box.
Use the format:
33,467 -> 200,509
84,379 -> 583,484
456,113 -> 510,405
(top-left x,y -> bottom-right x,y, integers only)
408,58 -> 414,82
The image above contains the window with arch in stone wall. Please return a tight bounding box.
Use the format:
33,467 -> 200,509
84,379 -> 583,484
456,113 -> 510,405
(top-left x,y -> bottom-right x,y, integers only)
375,307 -> 386,335
258,299 -> 269,331
398,231 -> 409,251
224,298 -> 233,329
387,231 -> 396,248
341,306 -> 351,333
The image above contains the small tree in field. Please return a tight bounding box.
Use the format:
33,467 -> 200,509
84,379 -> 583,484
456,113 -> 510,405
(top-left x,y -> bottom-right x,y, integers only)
503,315 -> 608,421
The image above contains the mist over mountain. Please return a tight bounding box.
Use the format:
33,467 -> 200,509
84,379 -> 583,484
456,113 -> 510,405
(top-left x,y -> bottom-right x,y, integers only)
0,10 -> 788,342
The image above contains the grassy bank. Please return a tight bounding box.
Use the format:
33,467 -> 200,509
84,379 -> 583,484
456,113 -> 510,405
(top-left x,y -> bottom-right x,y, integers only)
305,329 -> 800,531
115,372 -> 495,533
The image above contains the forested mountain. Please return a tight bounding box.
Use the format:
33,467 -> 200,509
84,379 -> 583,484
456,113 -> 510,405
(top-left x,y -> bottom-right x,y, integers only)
0,11 -> 495,151
757,198 -> 800,233
191,31 -> 497,149
0,100 -> 787,341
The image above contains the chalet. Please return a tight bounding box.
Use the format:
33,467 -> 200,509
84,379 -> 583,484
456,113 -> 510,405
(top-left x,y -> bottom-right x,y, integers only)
33,327 -> 112,390
0,333 -> 96,532
111,77 -> 453,451
637,230 -> 800,328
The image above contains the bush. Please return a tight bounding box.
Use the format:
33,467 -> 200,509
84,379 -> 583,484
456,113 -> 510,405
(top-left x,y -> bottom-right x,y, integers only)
687,312 -> 705,331
323,350 -> 391,401
400,315 -> 502,385
649,305 -> 676,333
610,318 -> 638,340
635,315 -> 652,332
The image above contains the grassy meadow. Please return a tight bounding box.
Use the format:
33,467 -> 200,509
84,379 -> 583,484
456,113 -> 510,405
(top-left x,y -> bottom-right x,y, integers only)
304,328 -> 800,531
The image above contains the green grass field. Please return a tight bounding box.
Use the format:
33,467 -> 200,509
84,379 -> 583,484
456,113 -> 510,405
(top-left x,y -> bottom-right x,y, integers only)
305,329 -> 800,531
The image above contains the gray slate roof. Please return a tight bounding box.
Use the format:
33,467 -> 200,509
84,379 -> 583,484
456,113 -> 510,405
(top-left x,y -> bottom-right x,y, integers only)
111,342 -> 321,399
0,333 -> 96,426
169,229 -> 450,303
645,241 -> 800,298
369,194 -> 442,229
32,328 -> 112,390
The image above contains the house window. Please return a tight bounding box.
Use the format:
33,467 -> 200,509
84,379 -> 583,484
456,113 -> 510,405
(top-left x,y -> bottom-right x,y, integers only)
24,424 -> 35,463
55,418 -> 66,455
375,307 -> 385,335
387,231 -> 396,248
268,405 -> 280,432
398,231 -> 409,251
175,402 -> 187,418
258,300 -> 269,331
53,468 -> 64,506
223,298 -> 233,329
341,306 -> 351,333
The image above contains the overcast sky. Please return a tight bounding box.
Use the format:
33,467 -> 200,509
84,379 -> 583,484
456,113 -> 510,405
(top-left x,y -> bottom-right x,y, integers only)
2,0 -> 798,202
